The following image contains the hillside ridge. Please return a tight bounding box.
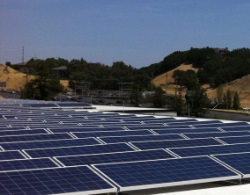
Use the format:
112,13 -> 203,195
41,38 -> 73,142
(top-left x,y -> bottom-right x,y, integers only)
151,64 -> 250,107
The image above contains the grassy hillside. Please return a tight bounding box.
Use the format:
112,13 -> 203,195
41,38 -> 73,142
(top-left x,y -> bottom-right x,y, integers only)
152,64 -> 250,107
0,64 -> 70,92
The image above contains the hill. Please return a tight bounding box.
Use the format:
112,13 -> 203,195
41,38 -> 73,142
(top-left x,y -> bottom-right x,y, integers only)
152,64 -> 250,107
0,64 -> 70,92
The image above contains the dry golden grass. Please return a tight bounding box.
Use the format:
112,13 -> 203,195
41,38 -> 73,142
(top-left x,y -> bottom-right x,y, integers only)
152,64 -> 250,107
152,64 -> 198,95
0,64 -> 71,92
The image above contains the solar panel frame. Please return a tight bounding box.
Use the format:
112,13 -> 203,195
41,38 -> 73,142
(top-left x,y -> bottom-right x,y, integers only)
217,135 -> 250,144
93,156 -> 240,192
24,142 -> 136,158
183,131 -> 250,139
55,149 -> 175,166
170,143 -> 250,157
220,125 -> 250,132
130,138 -> 222,150
0,157 -> 59,172
212,152 -> 250,178
73,129 -> 154,138
0,165 -> 117,195
153,127 -> 222,134
0,150 -> 26,160
0,137 -> 101,150
0,128 -> 48,136
0,133 -> 73,143
99,134 -> 184,144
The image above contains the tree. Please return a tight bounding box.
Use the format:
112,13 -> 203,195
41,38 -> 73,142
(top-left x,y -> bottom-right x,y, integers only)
233,92 -> 240,110
152,87 -> 166,108
5,61 -> 11,66
226,89 -> 232,109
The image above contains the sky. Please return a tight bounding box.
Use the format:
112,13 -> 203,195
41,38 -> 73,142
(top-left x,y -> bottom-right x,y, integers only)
1,0 -> 250,68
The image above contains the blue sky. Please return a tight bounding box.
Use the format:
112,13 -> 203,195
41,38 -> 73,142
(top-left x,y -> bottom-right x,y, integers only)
1,0 -> 250,68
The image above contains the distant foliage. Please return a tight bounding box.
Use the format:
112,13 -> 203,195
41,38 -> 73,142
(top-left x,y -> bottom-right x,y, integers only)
143,47 -> 250,88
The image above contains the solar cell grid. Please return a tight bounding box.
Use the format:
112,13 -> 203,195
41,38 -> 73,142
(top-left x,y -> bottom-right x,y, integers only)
213,152 -> 250,176
0,137 -> 100,150
0,133 -> 72,143
0,158 -> 59,172
218,135 -> 250,144
94,156 -> 239,191
0,151 -> 25,160
73,129 -> 153,138
220,125 -> 250,132
0,166 -> 116,195
183,131 -> 250,139
56,149 -> 175,166
124,125 -> 166,130
0,129 -> 48,136
193,121 -> 249,128
24,143 -> 135,158
153,127 -> 222,134
49,126 -> 125,133
99,134 -> 184,144
170,143 -> 250,157
130,138 -> 222,150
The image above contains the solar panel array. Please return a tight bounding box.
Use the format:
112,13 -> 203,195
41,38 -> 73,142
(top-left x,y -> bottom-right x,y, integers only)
0,99 -> 250,194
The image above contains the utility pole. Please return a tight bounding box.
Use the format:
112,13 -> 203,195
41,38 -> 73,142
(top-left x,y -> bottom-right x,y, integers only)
22,46 -> 25,64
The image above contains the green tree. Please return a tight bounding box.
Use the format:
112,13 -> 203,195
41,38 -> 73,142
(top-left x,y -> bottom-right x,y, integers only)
233,92 -> 240,110
152,87 -> 166,108
226,90 -> 232,109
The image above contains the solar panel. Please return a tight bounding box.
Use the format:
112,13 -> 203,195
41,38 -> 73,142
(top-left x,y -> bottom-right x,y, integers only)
213,152 -> 250,177
170,143 -> 250,157
183,131 -> 250,139
220,125 -> 250,132
0,166 -> 116,195
0,137 -> 100,150
93,156 -> 240,191
56,149 -> 174,166
153,127 -> 222,134
0,158 -> 59,172
73,129 -> 153,138
130,138 -> 222,150
194,121 -> 249,128
0,129 -> 48,136
99,134 -> 184,144
24,143 -> 135,158
218,135 -> 250,144
0,151 -> 25,160
0,133 -> 72,143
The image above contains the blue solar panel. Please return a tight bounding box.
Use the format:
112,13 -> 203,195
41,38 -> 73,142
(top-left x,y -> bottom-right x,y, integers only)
0,129 -> 48,136
124,125 -> 166,130
24,143 -> 135,158
56,149 -> 174,166
130,138 -> 222,150
0,151 -> 25,160
194,121 -> 249,128
0,133 -> 72,143
220,125 -> 250,132
184,131 -> 250,139
94,156 -> 239,191
0,138 -> 100,150
170,143 -> 250,157
100,134 -> 184,143
218,135 -> 250,144
0,158 -> 59,171
73,129 -> 153,138
213,152 -> 250,177
153,127 -> 221,134
167,120 -> 222,126
0,166 -> 116,195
